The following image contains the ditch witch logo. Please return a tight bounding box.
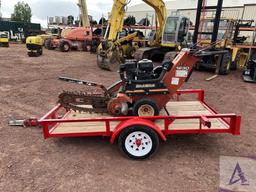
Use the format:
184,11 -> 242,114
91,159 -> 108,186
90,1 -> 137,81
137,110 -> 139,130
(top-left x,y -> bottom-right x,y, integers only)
219,156 -> 256,192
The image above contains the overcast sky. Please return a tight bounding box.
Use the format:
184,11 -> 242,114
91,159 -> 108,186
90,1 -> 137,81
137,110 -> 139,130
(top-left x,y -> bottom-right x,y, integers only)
1,0 -> 256,27
1,0 -> 142,27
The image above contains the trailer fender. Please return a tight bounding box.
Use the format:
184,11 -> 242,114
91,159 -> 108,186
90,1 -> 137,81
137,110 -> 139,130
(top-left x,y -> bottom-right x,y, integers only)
110,118 -> 166,144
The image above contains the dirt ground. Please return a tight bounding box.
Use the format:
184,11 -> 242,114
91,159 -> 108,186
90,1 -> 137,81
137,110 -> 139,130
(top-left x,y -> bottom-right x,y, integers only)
0,44 -> 256,192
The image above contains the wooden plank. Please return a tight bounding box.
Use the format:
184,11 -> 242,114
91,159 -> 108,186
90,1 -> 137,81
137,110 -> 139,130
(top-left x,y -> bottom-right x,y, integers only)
169,123 -> 227,130
51,110 -> 120,134
166,101 -> 202,106
165,101 -> 211,116
206,74 -> 218,81
166,107 -> 206,111
51,124 -> 106,134
165,101 -> 228,130
67,112 -> 110,118
169,110 -> 212,116
51,121 -> 121,134
166,105 -> 206,111
51,101 -> 228,134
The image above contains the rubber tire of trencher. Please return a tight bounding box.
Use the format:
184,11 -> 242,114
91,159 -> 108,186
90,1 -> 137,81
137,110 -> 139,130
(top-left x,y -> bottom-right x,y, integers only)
118,125 -> 159,160
133,98 -> 160,116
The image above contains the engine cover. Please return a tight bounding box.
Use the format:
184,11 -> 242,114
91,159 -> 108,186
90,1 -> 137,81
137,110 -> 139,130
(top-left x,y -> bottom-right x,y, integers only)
120,59 -> 155,81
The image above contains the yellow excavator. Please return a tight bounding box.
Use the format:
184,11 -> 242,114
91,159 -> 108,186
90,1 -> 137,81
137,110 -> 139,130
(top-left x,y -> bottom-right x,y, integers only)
96,0 -> 141,71
97,0 -> 190,71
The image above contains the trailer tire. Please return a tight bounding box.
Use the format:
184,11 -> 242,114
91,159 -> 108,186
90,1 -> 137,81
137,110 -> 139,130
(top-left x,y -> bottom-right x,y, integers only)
59,41 -> 70,52
118,125 -> 159,159
219,51 -> 232,75
133,98 -> 159,116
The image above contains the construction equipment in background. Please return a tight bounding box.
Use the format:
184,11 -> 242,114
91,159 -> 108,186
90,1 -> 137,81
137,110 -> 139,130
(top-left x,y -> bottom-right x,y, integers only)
26,36 -> 43,57
231,19 -> 256,70
38,27 -> 61,46
0,32 -> 9,47
196,18 -> 255,72
192,0 -> 255,76
97,0 -> 145,71
97,29 -> 144,71
243,58 -> 256,83
97,0 -> 191,71
192,0 -> 234,75
195,18 -> 239,74
134,15 -> 190,62
58,46 -> 208,116
234,19 -> 256,83
45,0 -> 97,52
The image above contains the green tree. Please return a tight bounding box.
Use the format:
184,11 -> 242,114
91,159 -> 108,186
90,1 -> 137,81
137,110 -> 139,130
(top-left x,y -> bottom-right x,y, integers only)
11,1 -> 32,22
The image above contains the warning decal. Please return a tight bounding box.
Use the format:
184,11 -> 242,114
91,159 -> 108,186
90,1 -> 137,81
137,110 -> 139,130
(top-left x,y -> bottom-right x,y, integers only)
171,77 -> 179,85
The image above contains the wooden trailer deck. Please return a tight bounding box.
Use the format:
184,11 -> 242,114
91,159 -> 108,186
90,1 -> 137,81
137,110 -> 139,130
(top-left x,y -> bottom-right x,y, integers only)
38,89 -> 240,160
49,101 -> 228,135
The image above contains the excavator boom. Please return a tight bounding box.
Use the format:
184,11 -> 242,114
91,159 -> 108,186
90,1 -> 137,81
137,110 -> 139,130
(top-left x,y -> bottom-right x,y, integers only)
107,0 -> 166,42
107,0 -> 127,41
143,0 -> 166,45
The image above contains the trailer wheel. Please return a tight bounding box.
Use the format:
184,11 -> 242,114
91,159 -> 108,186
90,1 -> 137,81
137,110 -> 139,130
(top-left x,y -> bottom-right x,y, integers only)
59,41 -> 70,52
219,51 -> 232,75
118,126 -> 159,159
133,98 -> 159,116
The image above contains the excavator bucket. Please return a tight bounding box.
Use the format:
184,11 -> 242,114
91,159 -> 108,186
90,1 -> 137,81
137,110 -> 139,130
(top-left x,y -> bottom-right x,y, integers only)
97,47 -> 123,71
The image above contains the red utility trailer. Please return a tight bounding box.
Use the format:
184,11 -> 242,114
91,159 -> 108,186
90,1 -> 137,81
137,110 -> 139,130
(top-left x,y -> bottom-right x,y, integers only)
39,89 -> 241,159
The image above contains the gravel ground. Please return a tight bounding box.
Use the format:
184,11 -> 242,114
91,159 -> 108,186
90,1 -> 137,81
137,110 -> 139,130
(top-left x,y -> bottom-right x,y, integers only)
0,44 -> 255,192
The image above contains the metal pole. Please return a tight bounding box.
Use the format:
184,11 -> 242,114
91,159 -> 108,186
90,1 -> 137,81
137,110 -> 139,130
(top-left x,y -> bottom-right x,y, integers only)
211,0 -> 223,43
247,20 -> 256,60
193,0 -> 203,44
0,0 -> 2,19
145,13 -> 148,37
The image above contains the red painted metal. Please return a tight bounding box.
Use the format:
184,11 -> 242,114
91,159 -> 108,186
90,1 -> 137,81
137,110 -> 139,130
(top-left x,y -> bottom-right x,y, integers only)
38,89 -> 241,143
200,115 -> 211,128
176,89 -> 205,102
110,118 -> 166,144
